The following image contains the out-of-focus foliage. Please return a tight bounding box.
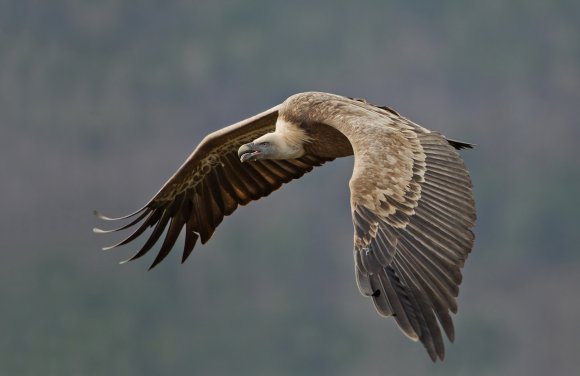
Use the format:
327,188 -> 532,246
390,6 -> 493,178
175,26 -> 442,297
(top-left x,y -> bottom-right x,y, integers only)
1,1 -> 579,375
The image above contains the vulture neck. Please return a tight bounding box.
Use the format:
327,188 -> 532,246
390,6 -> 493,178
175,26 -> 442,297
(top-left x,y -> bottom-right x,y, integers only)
276,117 -> 311,148
253,117 -> 311,160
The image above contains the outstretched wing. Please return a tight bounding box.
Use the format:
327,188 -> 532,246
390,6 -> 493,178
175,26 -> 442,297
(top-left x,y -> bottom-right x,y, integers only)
350,124 -> 476,362
94,106 -> 332,269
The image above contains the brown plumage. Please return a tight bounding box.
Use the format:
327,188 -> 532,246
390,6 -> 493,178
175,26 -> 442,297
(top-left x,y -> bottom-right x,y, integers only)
94,92 -> 476,361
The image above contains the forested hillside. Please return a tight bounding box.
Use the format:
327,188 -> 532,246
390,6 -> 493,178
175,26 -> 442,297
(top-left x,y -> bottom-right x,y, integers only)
1,1 -> 579,375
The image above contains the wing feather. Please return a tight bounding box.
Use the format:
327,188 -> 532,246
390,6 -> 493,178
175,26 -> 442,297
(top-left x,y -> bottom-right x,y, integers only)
101,209 -> 160,251
378,267 -> 419,340
397,241 -> 456,340
181,201 -> 198,263
212,167 -> 240,215
121,208 -> 172,263
149,208 -> 187,269
260,160 -> 296,181
393,257 -> 443,360
222,153 -> 257,202
271,160 -> 304,176
205,169 -> 227,214
398,231 -> 461,296
93,207 -> 147,221
92,210 -> 150,234
368,274 -> 393,316
397,238 -> 458,314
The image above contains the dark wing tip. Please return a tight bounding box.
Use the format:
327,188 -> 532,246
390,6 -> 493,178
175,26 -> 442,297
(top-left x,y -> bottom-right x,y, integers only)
147,263 -> 157,271
446,138 -> 475,150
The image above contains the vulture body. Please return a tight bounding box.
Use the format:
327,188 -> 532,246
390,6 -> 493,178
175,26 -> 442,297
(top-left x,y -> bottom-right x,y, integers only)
95,92 -> 476,361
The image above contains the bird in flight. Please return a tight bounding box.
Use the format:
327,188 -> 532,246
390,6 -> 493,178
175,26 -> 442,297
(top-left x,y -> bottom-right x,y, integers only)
94,92 -> 476,361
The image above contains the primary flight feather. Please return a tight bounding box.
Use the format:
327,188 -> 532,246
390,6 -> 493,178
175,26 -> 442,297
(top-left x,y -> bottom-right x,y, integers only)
94,92 -> 476,361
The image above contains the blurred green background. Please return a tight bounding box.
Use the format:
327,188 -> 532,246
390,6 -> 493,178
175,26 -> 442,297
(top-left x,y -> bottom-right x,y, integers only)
2,1 -> 579,375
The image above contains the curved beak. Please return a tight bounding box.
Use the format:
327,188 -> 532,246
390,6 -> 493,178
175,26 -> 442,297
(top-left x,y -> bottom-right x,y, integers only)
238,142 -> 261,163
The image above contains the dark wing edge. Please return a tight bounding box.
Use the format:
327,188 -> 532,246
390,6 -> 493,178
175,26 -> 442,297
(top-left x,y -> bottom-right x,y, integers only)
94,105 -> 333,269
446,138 -> 475,150
353,131 -> 476,362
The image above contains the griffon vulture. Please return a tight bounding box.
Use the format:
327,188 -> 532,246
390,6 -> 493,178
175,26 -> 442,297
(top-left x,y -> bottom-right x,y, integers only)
94,92 -> 476,361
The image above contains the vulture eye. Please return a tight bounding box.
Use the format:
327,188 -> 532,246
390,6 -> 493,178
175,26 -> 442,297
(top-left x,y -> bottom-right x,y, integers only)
258,142 -> 270,147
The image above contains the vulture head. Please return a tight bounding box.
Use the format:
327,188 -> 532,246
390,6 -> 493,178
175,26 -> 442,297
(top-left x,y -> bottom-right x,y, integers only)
237,136 -> 278,162
238,119 -> 308,162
